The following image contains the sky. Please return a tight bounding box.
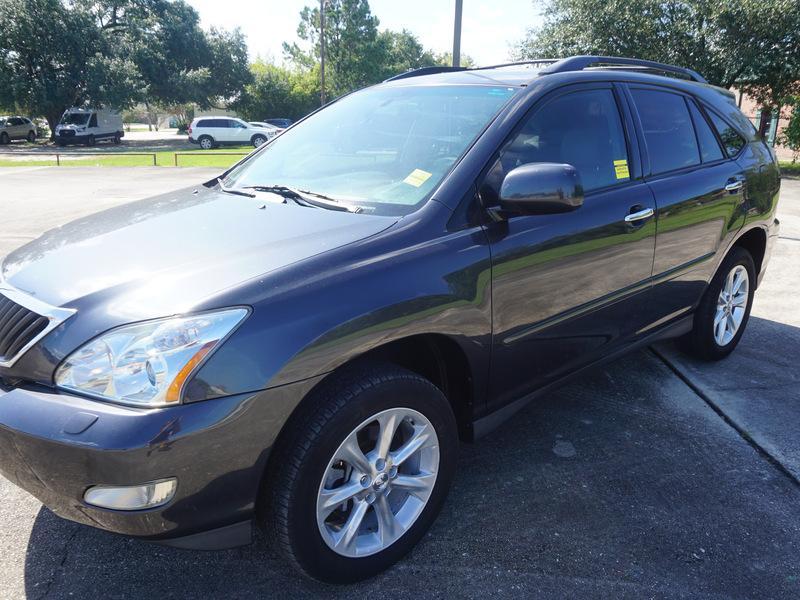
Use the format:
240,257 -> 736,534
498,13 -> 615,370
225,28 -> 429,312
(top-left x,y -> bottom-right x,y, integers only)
187,0 -> 542,66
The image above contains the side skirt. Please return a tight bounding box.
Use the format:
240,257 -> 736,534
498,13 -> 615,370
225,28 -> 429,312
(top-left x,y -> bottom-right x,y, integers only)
471,315 -> 693,440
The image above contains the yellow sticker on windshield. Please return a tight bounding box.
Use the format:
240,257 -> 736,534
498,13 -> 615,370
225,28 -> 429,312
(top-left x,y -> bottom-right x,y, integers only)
403,168 -> 433,187
613,159 -> 630,180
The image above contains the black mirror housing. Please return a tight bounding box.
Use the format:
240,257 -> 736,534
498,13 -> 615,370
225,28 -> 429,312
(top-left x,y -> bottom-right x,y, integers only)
499,163 -> 584,215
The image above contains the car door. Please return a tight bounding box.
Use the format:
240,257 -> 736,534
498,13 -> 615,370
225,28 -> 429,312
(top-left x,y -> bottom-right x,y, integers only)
229,119 -> 251,144
483,83 -> 657,411
624,86 -> 747,328
8,117 -> 24,139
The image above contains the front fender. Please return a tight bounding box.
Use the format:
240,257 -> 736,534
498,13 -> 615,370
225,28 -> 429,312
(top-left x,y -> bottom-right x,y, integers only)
185,212 -> 493,409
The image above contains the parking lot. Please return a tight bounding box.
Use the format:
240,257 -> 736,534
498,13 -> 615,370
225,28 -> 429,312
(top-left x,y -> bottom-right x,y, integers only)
0,168 -> 798,599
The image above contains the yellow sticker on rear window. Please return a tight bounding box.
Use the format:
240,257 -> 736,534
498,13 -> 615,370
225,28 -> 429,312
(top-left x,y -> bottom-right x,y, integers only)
403,168 -> 433,187
613,159 -> 630,180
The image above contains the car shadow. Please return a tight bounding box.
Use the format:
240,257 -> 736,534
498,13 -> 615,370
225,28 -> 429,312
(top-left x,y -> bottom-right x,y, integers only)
23,328 -> 800,598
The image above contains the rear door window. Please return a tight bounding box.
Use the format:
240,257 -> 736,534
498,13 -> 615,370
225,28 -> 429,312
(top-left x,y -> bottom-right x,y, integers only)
486,88 -> 630,195
707,111 -> 747,157
631,88 -> 700,175
687,101 -> 724,162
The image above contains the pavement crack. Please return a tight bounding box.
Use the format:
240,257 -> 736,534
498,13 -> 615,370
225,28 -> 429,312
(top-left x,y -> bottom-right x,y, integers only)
37,525 -> 80,600
651,346 -> 800,490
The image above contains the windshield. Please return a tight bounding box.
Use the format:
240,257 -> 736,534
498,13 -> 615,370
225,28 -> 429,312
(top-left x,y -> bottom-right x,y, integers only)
60,112 -> 90,126
223,84 -> 518,215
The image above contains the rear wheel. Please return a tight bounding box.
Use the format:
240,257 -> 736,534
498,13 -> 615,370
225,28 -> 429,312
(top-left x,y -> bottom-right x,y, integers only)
682,247 -> 755,360
198,135 -> 214,150
113,133 -> 122,144
265,363 -> 458,583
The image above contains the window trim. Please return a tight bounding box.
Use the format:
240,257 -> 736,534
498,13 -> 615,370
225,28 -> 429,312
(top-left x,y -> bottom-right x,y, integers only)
476,82 -> 641,205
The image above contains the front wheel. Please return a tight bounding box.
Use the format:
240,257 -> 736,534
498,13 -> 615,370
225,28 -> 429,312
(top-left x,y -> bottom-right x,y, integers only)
85,134 -> 96,147
198,135 -> 214,150
265,363 -> 458,583
252,134 -> 267,148
682,246 -> 755,360
27,130 -> 36,143
0,132 -> 8,145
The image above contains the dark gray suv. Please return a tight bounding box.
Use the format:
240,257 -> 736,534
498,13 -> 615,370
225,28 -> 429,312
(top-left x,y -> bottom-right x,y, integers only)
0,56 -> 780,582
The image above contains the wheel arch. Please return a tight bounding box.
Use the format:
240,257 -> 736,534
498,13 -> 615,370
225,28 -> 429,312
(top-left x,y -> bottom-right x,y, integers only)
730,226 -> 767,286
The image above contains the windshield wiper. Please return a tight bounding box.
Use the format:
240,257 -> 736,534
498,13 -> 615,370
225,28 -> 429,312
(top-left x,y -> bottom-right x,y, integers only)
242,185 -> 360,213
217,178 -> 256,198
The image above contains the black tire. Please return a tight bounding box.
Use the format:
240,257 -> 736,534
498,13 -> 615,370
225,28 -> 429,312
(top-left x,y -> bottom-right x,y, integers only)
85,134 -> 96,147
682,246 -> 756,361
198,135 -> 214,150
113,133 -> 122,144
252,134 -> 267,148
0,132 -> 8,145
27,130 -> 36,143
264,362 -> 458,583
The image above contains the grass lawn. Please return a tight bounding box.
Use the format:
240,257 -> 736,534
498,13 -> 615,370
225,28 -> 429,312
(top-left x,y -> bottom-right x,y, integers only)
779,161 -> 800,177
0,147 -> 251,168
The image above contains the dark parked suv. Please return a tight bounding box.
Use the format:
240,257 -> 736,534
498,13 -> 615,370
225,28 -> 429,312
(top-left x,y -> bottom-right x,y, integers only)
0,56 -> 780,582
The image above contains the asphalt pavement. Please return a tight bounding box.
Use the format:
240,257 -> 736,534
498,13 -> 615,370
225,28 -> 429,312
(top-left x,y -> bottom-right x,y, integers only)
0,168 -> 798,599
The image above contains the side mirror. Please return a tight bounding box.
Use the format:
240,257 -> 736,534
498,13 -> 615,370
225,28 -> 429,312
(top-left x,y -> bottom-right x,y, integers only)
498,162 -> 584,216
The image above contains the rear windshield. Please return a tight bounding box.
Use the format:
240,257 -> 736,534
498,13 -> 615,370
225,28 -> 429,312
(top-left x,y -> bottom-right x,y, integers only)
223,84 -> 518,216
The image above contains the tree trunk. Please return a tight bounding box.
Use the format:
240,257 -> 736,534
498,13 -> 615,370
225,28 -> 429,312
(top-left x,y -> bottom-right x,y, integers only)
46,110 -> 62,142
758,106 -> 772,140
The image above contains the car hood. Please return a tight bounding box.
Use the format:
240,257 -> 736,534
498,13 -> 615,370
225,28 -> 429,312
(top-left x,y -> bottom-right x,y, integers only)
1,186 -> 397,319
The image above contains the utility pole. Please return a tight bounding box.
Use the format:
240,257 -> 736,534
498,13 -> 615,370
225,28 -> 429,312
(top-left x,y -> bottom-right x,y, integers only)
320,0 -> 327,106
452,0 -> 463,67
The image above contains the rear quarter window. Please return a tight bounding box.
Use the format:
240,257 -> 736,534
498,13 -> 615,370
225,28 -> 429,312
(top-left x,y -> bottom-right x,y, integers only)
631,88 -> 700,175
706,111 -> 746,157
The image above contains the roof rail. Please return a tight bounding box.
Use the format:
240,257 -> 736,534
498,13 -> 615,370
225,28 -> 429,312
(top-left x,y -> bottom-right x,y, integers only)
471,59 -> 559,71
384,66 -> 467,82
538,55 -> 707,84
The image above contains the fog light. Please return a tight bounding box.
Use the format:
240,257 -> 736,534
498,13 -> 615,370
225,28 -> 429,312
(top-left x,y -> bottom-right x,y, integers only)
84,478 -> 177,510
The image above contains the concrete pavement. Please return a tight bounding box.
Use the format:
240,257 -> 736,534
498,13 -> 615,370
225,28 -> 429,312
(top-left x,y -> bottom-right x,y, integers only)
0,168 -> 798,599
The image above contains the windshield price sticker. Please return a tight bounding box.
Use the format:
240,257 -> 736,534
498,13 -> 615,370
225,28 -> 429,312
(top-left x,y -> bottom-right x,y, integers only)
403,169 -> 433,187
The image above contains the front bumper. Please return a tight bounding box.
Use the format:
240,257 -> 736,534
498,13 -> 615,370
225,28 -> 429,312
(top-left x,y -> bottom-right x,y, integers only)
0,376 -> 320,548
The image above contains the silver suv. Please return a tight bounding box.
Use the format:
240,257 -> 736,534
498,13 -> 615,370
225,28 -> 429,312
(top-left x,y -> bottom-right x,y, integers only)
0,116 -> 37,144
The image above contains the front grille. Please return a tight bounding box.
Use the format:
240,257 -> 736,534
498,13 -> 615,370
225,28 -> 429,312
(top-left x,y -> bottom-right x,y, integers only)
0,294 -> 49,364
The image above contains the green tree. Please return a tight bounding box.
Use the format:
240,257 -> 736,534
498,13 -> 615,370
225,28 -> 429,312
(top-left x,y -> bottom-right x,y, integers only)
515,0 -> 800,126
283,0 -> 386,98
779,98 -> 800,162
376,29 -> 438,79
0,0 -> 251,138
234,60 -> 320,122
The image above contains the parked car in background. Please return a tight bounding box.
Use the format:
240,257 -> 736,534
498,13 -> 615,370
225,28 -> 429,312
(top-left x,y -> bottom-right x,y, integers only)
0,56 -> 780,584
249,122 -> 283,139
264,118 -> 293,129
0,116 -> 37,144
55,108 -> 124,146
188,117 -> 275,149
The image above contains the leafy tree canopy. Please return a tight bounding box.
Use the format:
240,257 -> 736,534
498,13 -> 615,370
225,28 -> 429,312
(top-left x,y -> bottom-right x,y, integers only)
0,0 -> 250,135
515,0 -> 800,106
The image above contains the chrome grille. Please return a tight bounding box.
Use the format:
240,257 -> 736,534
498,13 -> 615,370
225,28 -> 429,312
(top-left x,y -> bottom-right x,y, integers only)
0,294 -> 49,364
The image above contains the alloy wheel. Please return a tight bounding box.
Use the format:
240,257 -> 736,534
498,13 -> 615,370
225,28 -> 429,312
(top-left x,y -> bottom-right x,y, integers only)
714,264 -> 749,346
316,407 -> 439,558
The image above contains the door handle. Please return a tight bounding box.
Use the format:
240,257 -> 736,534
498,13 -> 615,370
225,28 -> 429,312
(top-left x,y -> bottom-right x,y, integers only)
725,180 -> 744,193
624,207 -> 655,223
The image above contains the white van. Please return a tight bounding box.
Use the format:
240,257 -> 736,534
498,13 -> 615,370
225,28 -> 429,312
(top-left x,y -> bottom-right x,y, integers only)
55,108 -> 124,146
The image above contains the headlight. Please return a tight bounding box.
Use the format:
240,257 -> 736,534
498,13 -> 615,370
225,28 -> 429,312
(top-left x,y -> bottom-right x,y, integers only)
55,308 -> 248,407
